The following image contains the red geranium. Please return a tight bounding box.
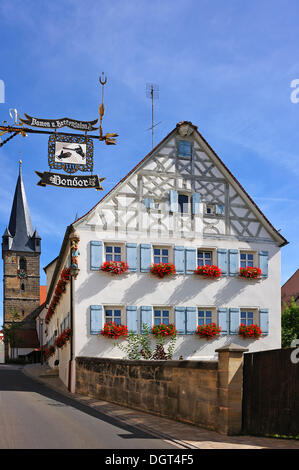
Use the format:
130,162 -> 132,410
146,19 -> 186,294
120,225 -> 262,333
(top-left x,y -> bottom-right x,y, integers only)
101,261 -> 129,275
239,267 -> 262,279
196,323 -> 222,339
150,263 -> 176,278
45,267 -> 71,324
44,345 -> 55,359
152,323 -> 177,338
54,328 -> 71,348
100,322 -> 129,339
194,265 -> 222,279
239,324 -> 262,339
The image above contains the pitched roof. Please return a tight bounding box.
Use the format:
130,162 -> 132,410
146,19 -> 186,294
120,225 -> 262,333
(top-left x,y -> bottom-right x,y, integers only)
281,269 -> 299,308
40,286 -> 47,306
73,121 -> 287,246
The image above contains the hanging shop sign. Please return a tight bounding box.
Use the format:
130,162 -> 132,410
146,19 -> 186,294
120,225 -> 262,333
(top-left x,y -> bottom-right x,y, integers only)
48,134 -> 94,174
35,171 -> 105,190
19,113 -> 98,131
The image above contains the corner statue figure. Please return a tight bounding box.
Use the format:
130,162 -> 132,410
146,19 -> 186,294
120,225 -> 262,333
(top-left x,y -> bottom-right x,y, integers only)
71,240 -> 80,268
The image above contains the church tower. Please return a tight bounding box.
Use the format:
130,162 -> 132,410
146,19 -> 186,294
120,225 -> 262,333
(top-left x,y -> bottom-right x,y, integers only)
2,162 -> 41,327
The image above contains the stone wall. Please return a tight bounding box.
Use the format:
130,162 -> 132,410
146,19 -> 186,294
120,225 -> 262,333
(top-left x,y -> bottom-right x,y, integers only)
76,344 -> 247,435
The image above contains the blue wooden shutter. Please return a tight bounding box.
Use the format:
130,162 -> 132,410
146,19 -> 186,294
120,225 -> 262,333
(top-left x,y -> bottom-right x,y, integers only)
229,308 -> 240,335
90,241 -> 103,270
140,244 -> 151,272
215,204 -> 225,215
186,307 -> 197,334
169,190 -> 178,212
259,251 -> 269,278
191,193 -> 201,215
185,248 -> 196,274
259,309 -> 269,335
175,307 -> 186,334
229,249 -> 239,276
143,198 -> 154,209
217,249 -> 228,275
126,306 -> 138,333
218,308 -> 228,335
126,243 -> 138,272
90,305 -> 103,335
140,306 -> 152,333
174,246 -> 185,274
66,312 -> 70,329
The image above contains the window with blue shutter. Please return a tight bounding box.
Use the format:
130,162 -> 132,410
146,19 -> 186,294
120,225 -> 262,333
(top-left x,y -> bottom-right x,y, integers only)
217,249 -> 228,275
218,308 -> 228,335
186,307 -> 197,334
178,140 -> 192,158
229,308 -> 240,334
143,198 -> 154,209
192,193 -> 201,215
169,190 -> 178,212
185,248 -> 196,274
90,305 -> 103,335
215,204 -> 225,215
259,309 -> 269,335
90,241 -> 103,270
175,307 -> 186,334
229,249 -> 239,276
126,306 -> 138,333
174,246 -> 185,274
140,244 -> 151,272
259,251 -> 269,278
126,243 -> 138,272
140,306 -> 153,333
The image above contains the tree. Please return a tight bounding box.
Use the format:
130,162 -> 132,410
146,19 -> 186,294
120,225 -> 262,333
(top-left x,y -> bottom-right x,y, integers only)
281,298 -> 299,348
2,309 -> 23,358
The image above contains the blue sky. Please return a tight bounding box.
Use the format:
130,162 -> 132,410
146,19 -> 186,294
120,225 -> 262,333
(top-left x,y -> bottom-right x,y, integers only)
1,0 -> 299,326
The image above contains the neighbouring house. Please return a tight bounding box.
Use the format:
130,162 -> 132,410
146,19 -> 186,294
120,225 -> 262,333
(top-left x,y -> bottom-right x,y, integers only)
40,121 -> 288,392
281,269 -> 299,311
1,162 -> 46,361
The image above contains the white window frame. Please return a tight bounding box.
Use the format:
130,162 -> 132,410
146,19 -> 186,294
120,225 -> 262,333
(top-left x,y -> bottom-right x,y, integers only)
153,246 -> 173,264
240,308 -> 259,326
153,306 -> 174,325
104,242 -> 125,262
197,247 -> 217,266
104,305 -> 124,325
240,250 -> 257,268
197,307 -> 216,326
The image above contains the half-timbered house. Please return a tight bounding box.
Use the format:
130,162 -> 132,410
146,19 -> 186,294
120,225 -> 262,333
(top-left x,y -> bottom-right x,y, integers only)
42,121 -> 287,391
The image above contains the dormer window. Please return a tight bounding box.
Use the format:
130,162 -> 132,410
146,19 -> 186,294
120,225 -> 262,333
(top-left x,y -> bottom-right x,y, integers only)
178,140 -> 192,158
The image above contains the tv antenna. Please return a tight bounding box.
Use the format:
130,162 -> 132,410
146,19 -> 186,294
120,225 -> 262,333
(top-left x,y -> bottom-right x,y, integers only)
146,83 -> 161,148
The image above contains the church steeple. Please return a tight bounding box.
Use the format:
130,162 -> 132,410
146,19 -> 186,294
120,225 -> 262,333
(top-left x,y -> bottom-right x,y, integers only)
2,161 -> 40,253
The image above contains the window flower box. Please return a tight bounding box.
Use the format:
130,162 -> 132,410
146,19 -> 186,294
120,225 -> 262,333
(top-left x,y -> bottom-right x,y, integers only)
239,324 -> 262,339
194,265 -> 221,279
54,328 -> 71,348
196,323 -> 222,339
101,261 -> 129,275
100,322 -> 129,339
44,345 -> 55,359
152,323 -> 177,338
150,263 -> 176,278
239,267 -> 261,279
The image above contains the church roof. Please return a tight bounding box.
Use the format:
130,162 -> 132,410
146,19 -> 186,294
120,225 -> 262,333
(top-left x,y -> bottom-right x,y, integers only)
3,163 -> 40,252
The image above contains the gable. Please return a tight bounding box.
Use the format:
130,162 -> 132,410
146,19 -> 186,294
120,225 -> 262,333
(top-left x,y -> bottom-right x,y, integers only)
75,122 -> 287,246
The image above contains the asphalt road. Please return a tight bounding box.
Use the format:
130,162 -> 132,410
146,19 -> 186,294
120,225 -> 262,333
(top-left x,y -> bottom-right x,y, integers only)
0,365 -> 179,449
